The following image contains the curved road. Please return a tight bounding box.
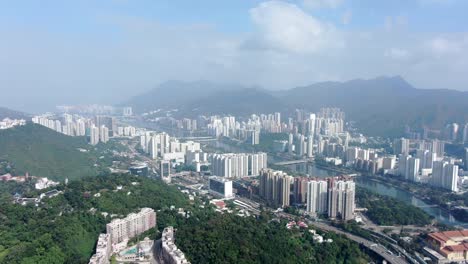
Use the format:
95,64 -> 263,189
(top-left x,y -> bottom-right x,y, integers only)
310,221 -> 408,264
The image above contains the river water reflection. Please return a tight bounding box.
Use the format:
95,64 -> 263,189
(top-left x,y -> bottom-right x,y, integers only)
291,164 -> 468,228
207,140 -> 467,227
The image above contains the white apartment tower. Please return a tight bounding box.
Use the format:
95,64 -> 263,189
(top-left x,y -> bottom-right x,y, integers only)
106,208 -> 156,246
306,180 -> 328,216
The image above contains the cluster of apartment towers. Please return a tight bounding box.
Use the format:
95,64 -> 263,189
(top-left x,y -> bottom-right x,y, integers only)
259,169 -> 356,221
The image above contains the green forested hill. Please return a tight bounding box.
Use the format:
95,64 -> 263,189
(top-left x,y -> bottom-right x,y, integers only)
0,123 -> 101,180
0,174 -> 188,264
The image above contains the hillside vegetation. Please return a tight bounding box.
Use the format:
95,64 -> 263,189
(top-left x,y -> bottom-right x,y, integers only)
0,123 -> 102,180
0,174 -> 188,264
0,173 -> 372,264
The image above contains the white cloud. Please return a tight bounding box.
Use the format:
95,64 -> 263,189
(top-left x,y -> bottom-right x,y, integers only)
384,15 -> 408,31
384,48 -> 411,60
2,0 -> 468,112
342,10 -> 352,25
418,0 -> 455,5
303,0 -> 344,9
428,37 -> 462,55
247,1 -> 341,54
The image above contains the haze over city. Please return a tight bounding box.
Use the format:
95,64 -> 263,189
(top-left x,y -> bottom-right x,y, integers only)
1,0 -> 468,112
2,1 -> 468,264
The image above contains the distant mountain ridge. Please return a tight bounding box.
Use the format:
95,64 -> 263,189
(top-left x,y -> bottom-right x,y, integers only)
0,106 -> 29,120
123,77 -> 468,137
123,80 -> 260,114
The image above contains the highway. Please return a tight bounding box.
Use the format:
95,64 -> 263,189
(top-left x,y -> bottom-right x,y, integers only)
311,221 -> 408,264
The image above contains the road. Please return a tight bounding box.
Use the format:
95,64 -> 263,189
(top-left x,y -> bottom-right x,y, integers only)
309,221 -> 409,264
273,210 -> 408,264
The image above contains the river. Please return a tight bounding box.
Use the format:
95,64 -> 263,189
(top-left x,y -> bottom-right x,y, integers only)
287,163 -> 468,228
191,139 -> 467,227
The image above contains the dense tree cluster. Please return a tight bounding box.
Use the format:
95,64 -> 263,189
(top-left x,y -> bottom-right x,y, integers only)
356,187 -> 432,226
175,209 -> 369,264
1,173 -> 374,263
0,174 -> 187,263
0,123 -> 116,180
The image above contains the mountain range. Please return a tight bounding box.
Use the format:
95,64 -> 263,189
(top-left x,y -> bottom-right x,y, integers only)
125,76 -> 468,137
0,107 -> 29,120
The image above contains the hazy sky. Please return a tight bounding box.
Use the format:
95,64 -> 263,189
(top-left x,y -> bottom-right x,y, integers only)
1,0 -> 468,112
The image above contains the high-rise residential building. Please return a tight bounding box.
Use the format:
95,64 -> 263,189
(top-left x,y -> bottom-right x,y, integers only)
274,112 -> 281,125
106,208 -> 156,246
345,147 -> 359,164
99,126 -> 109,143
444,163 -> 459,192
288,133 -> 294,154
307,114 -> 316,137
416,149 -> 436,169
247,130 -> 260,145
327,179 -> 355,221
122,107 -> 133,116
431,140 -> 445,157
398,154 -> 411,178
259,169 -> 292,208
462,123 -> 468,144
464,148 -> 468,170
210,153 -> 267,178
298,134 -> 305,156
393,138 -> 410,155
90,126 -> 100,145
444,123 -> 459,141
95,116 -> 117,137
307,136 -> 313,158
54,120 -> 62,133
431,161 -> 459,192
293,177 -> 308,204
382,156 -> 396,170
306,180 -> 328,216
149,136 -> 158,159
407,157 -> 420,182
76,120 -> 86,136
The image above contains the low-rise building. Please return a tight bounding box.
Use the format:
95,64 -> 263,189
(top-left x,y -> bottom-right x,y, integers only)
161,226 -> 190,264
427,230 -> 468,263
89,234 -> 111,264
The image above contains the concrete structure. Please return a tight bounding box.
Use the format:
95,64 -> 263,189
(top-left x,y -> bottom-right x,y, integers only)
293,177 -> 308,204
431,161 -> 459,192
90,125 -> 100,145
259,169 -> 292,208
464,148 -> 468,170
122,107 -> 133,116
106,208 -> 156,247
393,138 -> 410,156
99,125 -> 109,143
209,176 -> 234,198
382,156 -> 396,170
306,180 -> 328,216
210,152 -> 267,178
407,157 -> 420,182
129,163 -> 149,177
427,230 -> 468,263
159,160 -> 171,183
161,227 -> 191,264
327,179 -> 355,221
89,234 -> 112,264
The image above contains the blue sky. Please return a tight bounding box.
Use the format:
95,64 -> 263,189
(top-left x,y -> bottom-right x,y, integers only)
1,0 -> 467,112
